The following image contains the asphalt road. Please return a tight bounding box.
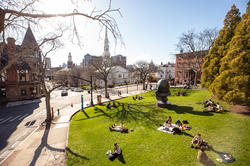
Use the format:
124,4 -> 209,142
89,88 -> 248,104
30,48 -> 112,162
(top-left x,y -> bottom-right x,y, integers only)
0,84 -> 147,161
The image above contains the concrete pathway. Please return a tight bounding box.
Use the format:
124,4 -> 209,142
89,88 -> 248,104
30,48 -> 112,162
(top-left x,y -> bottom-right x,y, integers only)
0,90 -> 146,166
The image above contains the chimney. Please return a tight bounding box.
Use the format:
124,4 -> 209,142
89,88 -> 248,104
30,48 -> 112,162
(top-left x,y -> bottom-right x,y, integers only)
180,49 -> 183,54
7,37 -> 15,46
7,37 -> 16,61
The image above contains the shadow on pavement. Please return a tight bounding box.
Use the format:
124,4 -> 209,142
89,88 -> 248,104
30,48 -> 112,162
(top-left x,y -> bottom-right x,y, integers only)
29,122 -> 65,166
0,102 -> 40,152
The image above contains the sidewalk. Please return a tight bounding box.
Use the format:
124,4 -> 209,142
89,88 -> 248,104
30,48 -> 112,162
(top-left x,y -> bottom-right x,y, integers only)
0,90 -> 146,166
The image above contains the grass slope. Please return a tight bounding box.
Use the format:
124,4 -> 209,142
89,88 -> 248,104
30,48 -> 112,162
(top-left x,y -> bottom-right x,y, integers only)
67,89 -> 250,166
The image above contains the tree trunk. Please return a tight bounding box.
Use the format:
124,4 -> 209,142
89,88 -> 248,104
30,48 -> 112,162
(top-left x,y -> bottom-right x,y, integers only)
142,79 -> 146,90
194,71 -> 197,86
45,93 -> 52,121
104,79 -> 108,98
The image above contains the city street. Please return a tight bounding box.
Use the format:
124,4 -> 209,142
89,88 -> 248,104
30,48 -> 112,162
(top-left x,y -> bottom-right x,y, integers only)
0,84 -> 146,162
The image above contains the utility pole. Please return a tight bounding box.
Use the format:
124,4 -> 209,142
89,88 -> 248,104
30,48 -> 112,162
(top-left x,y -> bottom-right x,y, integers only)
90,75 -> 93,106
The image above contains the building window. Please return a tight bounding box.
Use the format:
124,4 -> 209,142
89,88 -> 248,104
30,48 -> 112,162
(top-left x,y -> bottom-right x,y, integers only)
30,87 -> 36,97
19,71 -> 26,81
21,89 -> 27,96
118,74 -> 122,78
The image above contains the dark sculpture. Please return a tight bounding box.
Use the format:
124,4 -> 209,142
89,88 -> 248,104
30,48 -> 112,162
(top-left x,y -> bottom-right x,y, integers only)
155,79 -> 171,108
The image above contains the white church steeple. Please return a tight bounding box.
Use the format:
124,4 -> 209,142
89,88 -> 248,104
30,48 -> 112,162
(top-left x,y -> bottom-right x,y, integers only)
103,28 -> 110,59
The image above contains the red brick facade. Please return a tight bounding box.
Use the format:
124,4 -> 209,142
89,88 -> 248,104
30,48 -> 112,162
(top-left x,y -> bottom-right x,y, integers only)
0,27 -> 43,102
175,50 -> 208,84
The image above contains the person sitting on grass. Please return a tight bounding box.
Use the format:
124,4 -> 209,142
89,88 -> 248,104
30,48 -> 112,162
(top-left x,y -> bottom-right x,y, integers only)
191,133 -> 204,149
164,116 -> 172,127
216,102 -> 224,112
191,133 -> 211,149
106,143 -> 122,161
112,102 -> 117,108
177,90 -> 181,96
182,91 -> 187,96
138,95 -> 143,100
106,103 -> 111,109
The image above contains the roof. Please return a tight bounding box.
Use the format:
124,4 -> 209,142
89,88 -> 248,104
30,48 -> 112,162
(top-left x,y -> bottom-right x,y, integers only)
175,50 -> 208,56
21,27 -> 38,48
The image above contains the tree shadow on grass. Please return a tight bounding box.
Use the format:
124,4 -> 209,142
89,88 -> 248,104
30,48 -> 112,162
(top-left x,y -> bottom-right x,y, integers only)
29,122 -> 65,166
94,107 -> 113,119
112,102 -> 167,129
66,147 -> 89,160
167,105 -> 214,116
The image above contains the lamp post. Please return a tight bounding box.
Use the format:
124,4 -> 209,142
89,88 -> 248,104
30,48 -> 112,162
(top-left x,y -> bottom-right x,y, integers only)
137,80 -> 138,91
125,81 -> 128,94
90,76 -> 93,106
62,74 -> 94,106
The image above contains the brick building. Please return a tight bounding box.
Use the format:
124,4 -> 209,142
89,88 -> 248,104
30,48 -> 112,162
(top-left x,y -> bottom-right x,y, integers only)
0,27 -> 43,102
175,50 -> 208,84
111,54 -> 126,68
82,53 -> 103,67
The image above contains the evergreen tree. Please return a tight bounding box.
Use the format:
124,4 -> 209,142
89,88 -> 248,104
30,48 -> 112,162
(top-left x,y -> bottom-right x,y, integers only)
201,4 -> 241,88
210,2 -> 250,104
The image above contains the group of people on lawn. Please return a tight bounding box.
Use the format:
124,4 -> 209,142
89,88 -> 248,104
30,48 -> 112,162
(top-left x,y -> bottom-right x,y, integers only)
133,95 -> 143,100
106,95 -> 213,163
176,90 -> 187,96
161,116 -> 192,134
203,99 -> 224,113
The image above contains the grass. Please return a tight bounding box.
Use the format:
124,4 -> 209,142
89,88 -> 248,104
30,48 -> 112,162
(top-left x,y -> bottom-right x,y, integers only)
67,89 -> 250,166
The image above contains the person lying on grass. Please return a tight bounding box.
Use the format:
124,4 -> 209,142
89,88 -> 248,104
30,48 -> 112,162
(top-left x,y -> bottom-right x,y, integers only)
191,133 -> 212,150
106,143 -> 122,161
109,123 -> 129,133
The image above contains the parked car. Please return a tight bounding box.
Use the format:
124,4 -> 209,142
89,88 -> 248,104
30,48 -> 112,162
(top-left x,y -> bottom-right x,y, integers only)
61,90 -> 68,96
71,88 -> 76,91
74,88 -> 83,92
59,86 -> 68,90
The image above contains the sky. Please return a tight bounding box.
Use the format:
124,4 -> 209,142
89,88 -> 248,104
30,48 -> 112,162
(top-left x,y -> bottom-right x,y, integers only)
16,0 -> 249,67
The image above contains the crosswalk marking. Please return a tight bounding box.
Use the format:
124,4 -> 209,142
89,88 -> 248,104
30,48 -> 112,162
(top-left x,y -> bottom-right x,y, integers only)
11,141 -> 21,148
9,115 -> 22,122
0,116 -> 13,125
18,114 -> 29,120
0,150 -> 11,159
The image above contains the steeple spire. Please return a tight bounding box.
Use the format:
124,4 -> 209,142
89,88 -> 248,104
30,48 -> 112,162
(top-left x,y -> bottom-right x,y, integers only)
103,27 -> 110,59
22,26 -> 38,48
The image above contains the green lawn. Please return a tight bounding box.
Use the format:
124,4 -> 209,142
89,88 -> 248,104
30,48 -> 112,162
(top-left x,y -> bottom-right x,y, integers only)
67,89 -> 250,166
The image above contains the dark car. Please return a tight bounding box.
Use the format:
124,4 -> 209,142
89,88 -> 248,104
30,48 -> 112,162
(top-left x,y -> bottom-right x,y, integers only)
61,90 -> 68,96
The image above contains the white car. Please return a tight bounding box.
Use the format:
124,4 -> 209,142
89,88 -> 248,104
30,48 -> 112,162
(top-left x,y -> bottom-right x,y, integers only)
74,88 -> 83,92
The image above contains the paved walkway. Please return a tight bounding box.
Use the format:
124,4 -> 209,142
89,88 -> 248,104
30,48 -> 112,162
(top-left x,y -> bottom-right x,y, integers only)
0,90 -> 146,166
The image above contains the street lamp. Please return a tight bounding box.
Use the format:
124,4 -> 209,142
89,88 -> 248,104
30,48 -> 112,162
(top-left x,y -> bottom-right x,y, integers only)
90,75 -> 93,106
125,81 -> 128,94
58,74 -> 94,106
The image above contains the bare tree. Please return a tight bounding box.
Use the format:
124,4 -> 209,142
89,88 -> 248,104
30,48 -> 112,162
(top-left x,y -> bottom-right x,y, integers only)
40,33 -> 65,121
90,57 -> 116,98
0,0 -> 122,122
133,61 -> 156,90
177,28 -> 218,85
0,0 -> 122,73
